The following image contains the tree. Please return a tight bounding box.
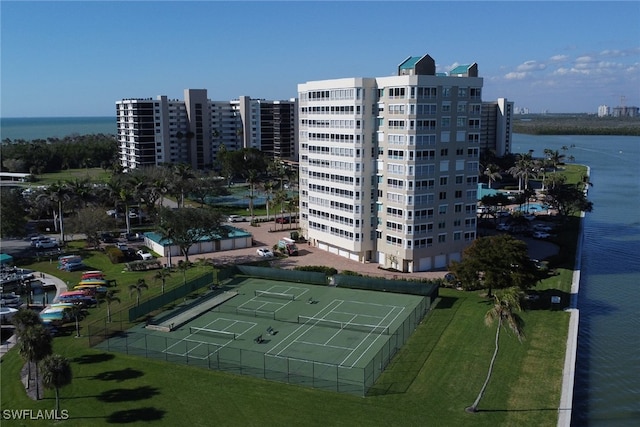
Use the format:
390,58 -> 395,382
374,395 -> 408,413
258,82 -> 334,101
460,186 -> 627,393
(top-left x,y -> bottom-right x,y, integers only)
171,163 -> 196,208
66,206 -> 116,249
156,207 -> 227,264
36,181 -> 71,242
12,308 -> 43,336
507,153 -> 536,191
99,290 -> 121,323
479,193 -> 511,222
154,268 -> 172,295
40,354 -> 72,413
129,278 -> 148,307
483,164 -> 502,189
17,324 -> 53,399
449,234 -> 539,297
545,183 -> 594,219
466,287 -> 525,413
545,149 -> 566,171
261,180 -> 276,221
176,260 -> 190,286
0,187 -> 28,237
69,305 -> 83,338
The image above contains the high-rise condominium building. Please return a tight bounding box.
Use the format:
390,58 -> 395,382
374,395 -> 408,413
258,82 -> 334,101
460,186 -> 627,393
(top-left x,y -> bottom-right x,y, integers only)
298,54 -> 483,272
481,98 -> 513,157
116,90 -> 297,171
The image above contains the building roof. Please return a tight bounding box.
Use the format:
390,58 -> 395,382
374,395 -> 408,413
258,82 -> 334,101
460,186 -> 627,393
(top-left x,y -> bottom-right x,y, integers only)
399,56 -> 422,70
144,226 -> 251,246
450,64 -> 472,75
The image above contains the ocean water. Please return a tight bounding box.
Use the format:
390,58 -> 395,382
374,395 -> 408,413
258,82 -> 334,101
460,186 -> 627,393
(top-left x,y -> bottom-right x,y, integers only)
0,117 -> 116,141
513,134 -> 640,426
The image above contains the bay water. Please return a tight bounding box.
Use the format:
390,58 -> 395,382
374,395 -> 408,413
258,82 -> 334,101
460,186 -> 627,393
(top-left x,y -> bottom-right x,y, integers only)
513,134 -> 640,426
0,117 -> 116,141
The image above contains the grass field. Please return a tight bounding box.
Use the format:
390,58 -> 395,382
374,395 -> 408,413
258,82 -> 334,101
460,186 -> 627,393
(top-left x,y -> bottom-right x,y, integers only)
0,286 -> 568,426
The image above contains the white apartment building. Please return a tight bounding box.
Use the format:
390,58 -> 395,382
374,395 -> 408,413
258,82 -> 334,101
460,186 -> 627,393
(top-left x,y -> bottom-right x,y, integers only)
481,98 -> 513,156
116,90 -> 297,171
298,54 -> 482,272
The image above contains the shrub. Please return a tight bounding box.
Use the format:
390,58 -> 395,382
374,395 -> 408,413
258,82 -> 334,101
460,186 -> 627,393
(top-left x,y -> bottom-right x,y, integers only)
294,265 -> 338,276
124,260 -> 162,272
105,247 -> 124,264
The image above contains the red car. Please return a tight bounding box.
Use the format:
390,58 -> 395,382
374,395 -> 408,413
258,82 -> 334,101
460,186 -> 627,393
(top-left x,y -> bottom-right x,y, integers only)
275,216 -> 293,224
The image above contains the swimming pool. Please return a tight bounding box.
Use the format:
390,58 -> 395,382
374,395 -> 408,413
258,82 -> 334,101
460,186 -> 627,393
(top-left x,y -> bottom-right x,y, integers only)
515,203 -> 548,212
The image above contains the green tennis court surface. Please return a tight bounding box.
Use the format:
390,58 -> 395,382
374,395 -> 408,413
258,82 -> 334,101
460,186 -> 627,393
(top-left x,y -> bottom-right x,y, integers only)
98,277 -> 429,395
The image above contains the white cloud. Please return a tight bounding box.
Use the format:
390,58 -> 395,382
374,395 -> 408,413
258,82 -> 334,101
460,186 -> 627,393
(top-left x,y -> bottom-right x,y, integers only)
549,55 -> 569,62
516,60 -> 546,72
505,71 -> 528,80
576,55 -> 594,63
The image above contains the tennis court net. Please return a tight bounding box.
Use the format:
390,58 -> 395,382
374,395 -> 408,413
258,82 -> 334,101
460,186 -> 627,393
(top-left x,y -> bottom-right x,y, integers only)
254,290 -> 296,301
189,326 -> 236,340
298,316 -> 389,335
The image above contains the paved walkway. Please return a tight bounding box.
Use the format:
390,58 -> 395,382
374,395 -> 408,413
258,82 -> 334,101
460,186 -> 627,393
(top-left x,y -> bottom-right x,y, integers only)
0,272 -> 67,359
158,220 -> 449,281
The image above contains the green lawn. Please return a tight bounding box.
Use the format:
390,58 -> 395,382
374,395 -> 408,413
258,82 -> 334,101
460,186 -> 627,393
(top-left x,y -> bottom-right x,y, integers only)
1,279 -> 569,426
32,168 -> 111,185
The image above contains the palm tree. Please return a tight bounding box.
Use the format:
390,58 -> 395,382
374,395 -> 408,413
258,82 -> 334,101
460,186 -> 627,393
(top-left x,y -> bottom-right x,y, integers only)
466,287 -> 525,413
99,290 -> 121,323
129,279 -> 148,307
69,305 -> 83,338
171,163 -> 195,208
66,177 -> 92,209
546,149 -> 566,171
36,181 -> 71,242
483,164 -> 502,189
17,324 -> 53,399
154,268 -> 172,295
40,354 -> 72,413
273,189 -> 287,230
12,308 -> 42,336
508,153 -> 536,191
157,223 -> 175,268
245,169 -> 260,221
261,180 -> 275,221
176,260 -> 190,286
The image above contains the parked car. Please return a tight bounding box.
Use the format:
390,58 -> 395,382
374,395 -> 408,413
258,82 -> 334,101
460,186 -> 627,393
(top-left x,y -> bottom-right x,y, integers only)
35,239 -> 59,249
275,216 -> 293,224
257,248 -> 274,257
136,250 -> 154,260
533,231 -> 550,239
228,215 -> 245,222
116,242 -> 128,251
30,235 -> 49,247
533,224 -> 554,232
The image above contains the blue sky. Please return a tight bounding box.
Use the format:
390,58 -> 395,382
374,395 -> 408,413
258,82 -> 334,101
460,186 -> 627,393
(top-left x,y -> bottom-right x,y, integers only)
1,1 -> 639,117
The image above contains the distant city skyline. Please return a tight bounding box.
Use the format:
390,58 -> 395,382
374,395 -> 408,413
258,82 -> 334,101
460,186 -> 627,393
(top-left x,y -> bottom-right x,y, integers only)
1,1 -> 639,117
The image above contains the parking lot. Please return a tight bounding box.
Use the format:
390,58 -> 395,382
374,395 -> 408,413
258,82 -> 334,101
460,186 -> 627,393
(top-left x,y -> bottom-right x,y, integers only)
154,219 -> 449,281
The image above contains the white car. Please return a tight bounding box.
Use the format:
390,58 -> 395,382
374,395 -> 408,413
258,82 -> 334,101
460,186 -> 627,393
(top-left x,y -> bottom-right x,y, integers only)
533,224 -> 553,232
136,250 -> 153,260
35,239 -> 59,249
257,248 -> 274,257
533,231 -> 550,239
228,215 -> 245,222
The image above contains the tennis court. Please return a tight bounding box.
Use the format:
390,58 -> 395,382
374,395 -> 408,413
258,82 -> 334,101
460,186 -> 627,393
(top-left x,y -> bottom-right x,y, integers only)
98,277 -> 429,395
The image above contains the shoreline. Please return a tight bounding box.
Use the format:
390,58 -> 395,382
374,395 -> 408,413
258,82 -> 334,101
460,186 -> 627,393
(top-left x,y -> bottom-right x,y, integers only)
556,165 -> 589,426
